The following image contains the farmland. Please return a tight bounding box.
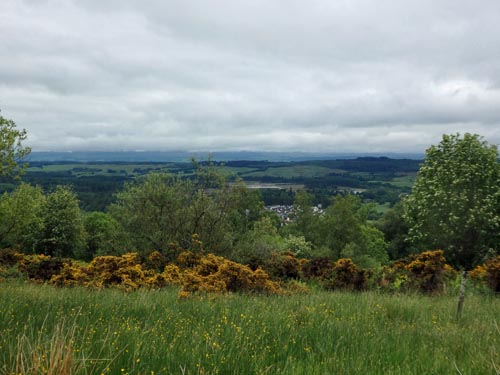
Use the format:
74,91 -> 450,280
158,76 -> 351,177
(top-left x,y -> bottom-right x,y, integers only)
0,157 -> 421,211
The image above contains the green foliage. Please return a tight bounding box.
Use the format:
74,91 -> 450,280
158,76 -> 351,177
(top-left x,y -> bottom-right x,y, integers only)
0,183 -> 45,251
288,193 -> 389,266
231,216 -> 287,268
38,186 -> 86,258
0,114 -> 31,178
18,254 -> 68,281
110,173 -> 195,256
377,202 -> 415,260
405,133 -> 500,269
110,169 -> 265,259
381,250 -> 455,294
323,258 -> 369,291
83,212 -> 126,259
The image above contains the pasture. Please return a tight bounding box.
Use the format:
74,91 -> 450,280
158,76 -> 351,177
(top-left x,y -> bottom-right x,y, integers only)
0,281 -> 498,374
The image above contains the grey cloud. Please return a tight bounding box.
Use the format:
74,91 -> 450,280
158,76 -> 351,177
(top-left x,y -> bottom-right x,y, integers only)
1,0 -> 500,153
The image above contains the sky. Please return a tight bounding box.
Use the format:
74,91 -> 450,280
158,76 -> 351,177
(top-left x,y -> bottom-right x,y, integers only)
2,0 -> 500,153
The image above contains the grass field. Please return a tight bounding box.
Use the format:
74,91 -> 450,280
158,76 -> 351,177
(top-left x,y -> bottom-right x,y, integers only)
1,281 -> 499,375
242,165 -> 336,179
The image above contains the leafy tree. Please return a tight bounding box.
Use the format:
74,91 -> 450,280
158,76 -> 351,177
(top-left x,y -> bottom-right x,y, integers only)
84,212 -> 126,259
0,183 -> 45,251
38,186 -> 86,258
288,193 -> 389,265
405,133 -> 500,318
405,133 -> 500,270
320,195 -> 368,259
110,173 -> 194,256
0,114 -> 31,178
110,168 -> 265,259
286,190 -> 321,244
377,202 -> 415,260
231,216 -> 287,267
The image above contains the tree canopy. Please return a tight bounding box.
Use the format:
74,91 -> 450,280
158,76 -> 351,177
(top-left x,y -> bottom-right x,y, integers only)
405,133 -> 500,269
0,114 -> 31,178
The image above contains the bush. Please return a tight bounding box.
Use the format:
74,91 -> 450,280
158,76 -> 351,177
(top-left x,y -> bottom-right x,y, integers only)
179,253 -> 282,297
379,250 -> 455,294
264,251 -> 304,280
300,257 -> 334,281
323,258 -> 369,291
18,254 -> 68,281
471,256 -> 500,293
0,248 -> 25,267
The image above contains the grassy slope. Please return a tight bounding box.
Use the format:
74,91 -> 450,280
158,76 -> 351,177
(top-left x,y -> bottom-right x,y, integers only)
1,281 -> 499,375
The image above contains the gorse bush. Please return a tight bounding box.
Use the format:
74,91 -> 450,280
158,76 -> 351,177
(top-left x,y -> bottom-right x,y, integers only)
264,251 -> 304,280
323,258 -> 369,291
180,253 -> 282,297
3,246 -> 485,295
470,255 -> 500,293
300,256 -> 334,280
379,250 -> 455,293
22,250 -> 282,296
18,253 -> 69,281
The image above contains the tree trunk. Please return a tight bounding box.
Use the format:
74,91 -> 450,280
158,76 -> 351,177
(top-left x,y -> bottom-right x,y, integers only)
456,271 -> 468,320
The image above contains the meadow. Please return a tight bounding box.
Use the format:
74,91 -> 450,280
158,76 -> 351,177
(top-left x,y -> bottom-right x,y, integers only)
1,281 -> 499,375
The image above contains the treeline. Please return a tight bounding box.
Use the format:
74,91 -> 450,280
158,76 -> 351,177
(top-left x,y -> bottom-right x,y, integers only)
0,163 -> 405,270
0,157 -> 418,211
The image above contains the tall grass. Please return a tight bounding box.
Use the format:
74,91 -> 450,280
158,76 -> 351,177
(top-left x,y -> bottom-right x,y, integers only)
1,280 -> 499,374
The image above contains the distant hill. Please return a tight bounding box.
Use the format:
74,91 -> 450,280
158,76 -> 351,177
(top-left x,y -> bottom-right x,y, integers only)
27,151 -> 424,162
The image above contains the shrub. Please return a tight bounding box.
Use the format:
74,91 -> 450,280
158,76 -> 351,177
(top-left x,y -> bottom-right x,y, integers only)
18,254 -> 68,281
144,250 -> 168,272
323,258 -> 368,291
179,253 -> 282,297
264,251 -> 303,280
300,257 -> 334,281
379,250 -> 454,293
471,256 -> 500,293
0,248 -> 24,267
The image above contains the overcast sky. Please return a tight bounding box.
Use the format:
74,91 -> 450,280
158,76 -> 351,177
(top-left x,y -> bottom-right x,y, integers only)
2,0 -> 500,153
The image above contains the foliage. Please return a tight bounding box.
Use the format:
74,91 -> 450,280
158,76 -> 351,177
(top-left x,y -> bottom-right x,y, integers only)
377,201 -> 415,259
263,251 -> 305,280
470,256 -> 500,293
18,254 -> 68,281
323,258 -> 369,291
405,133 -> 500,270
179,253 -> 281,297
380,250 -> 455,294
0,248 -> 24,267
0,183 -> 45,251
300,256 -> 335,280
110,169 -> 265,259
288,193 -> 389,265
83,211 -> 126,258
38,186 -> 86,258
0,114 -> 31,178
230,216 -> 287,268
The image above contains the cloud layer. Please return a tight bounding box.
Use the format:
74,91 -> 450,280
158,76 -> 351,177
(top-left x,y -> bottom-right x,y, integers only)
2,0 -> 500,152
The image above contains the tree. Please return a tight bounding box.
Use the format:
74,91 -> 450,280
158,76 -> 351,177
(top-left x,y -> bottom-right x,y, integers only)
404,133 -> 500,318
84,212 -> 126,259
38,186 -> 86,258
110,167 -> 265,259
0,183 -> 45,251
109,173 -> 194,256
0,114 -> 31,178
377,202 -> 415,260
405,133 -> 500,270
